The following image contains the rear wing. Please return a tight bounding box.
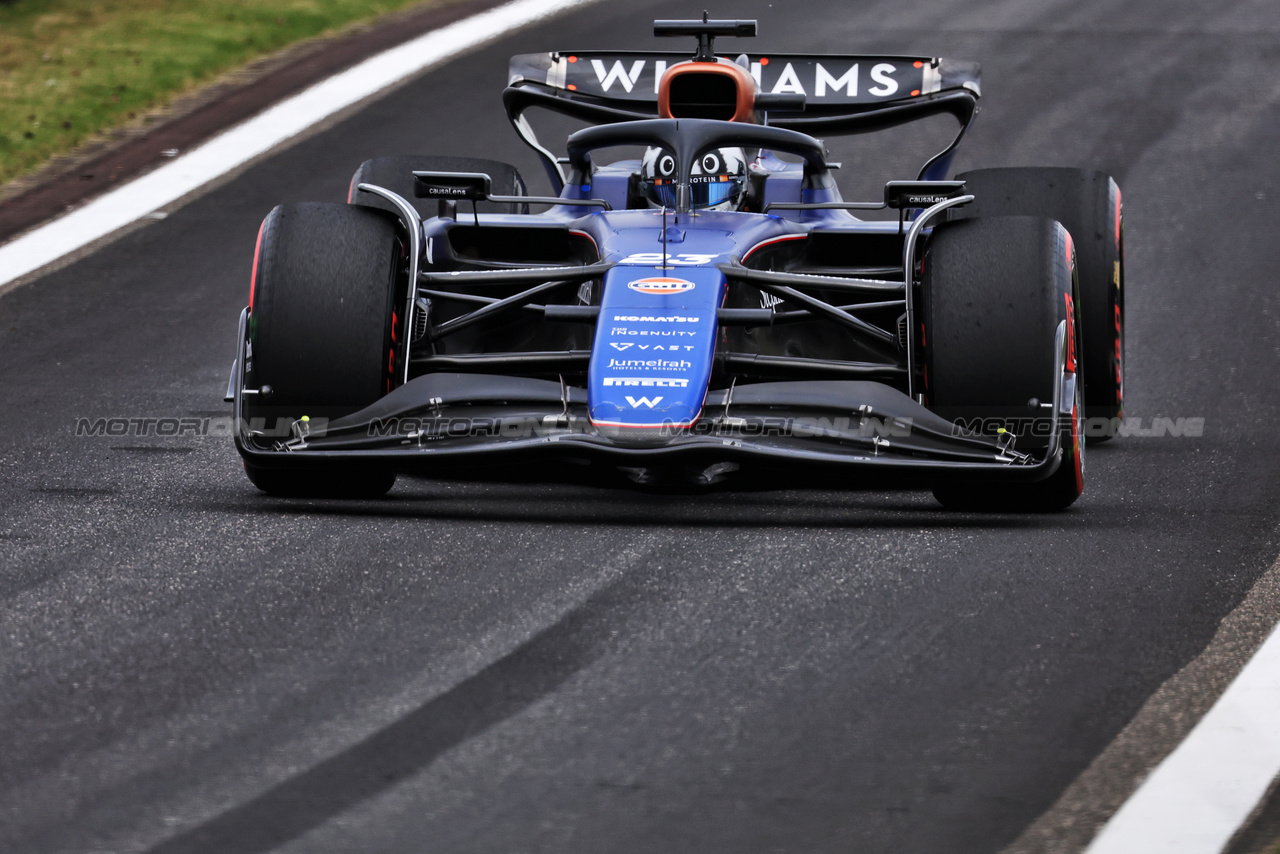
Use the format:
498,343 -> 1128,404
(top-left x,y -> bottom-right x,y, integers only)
504,51 -> 981,191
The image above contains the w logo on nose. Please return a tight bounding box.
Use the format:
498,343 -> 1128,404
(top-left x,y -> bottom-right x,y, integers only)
624,396 -> 663,409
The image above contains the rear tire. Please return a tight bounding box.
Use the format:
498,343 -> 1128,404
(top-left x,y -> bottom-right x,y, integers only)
952,167 -> 1124,438
922,216 -> 1084,511
241,202 -> 401,497
348,155 -> 528,217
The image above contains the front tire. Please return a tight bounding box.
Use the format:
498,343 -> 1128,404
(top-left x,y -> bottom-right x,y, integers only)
241,202 -> 402,497
922,216 -> 1084,511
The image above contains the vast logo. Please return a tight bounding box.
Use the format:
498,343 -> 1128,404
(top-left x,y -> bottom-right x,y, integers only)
627,276 -> 695,295
625,396 -> 663,409
610,342 -> 693,352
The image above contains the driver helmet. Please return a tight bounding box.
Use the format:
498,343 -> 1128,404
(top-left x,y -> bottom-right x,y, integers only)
640,146 -> 747,211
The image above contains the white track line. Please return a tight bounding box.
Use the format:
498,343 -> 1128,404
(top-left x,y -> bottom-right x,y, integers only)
0,0 -> 599,292
1086,622 -> 1280,854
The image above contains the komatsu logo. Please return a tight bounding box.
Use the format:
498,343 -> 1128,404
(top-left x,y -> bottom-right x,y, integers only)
627,277 -> 695,295
612,314 -> 700,323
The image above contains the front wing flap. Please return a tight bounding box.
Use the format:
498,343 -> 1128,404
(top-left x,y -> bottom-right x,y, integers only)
233,321 -> 1070,484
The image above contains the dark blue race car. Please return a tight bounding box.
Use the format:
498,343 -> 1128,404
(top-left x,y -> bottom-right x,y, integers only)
227,17 -> 1125,510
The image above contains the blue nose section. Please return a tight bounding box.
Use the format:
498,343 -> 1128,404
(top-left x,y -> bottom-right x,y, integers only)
588,266 -> 724,429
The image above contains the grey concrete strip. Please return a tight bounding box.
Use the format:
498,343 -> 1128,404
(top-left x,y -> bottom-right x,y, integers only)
1003,553 -> 1280,854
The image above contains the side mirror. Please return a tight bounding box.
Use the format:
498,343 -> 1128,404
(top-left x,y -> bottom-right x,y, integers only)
411,170 -> 610,217
884,180 -> 967,210
413,171 -> 492,201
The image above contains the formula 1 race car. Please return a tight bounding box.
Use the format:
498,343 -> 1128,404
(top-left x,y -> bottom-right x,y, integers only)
227,17 -> 1124,510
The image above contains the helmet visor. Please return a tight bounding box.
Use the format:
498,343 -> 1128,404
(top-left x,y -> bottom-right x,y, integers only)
693,179 -> 739,208
646,178 -> 742,209
647,179 -> 679,209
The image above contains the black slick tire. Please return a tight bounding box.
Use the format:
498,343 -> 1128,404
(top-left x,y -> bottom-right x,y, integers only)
241,202 -> 402,497
347,155 -> 528,217
922,216 -> 1085,512
952,167 -> 1124,438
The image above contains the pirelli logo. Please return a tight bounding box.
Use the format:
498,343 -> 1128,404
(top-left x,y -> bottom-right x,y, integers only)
602,378 -> 689,388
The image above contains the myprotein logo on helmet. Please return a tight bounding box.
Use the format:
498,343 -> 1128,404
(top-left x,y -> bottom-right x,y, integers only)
627,277 -> 696,295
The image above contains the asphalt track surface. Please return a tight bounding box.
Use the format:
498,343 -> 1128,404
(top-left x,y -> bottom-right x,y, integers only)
2,1 -> 1279,852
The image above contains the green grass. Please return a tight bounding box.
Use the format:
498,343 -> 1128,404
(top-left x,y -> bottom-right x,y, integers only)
0,0 -> 448,188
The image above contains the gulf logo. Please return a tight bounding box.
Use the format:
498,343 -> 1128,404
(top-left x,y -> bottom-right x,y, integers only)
626,277 -> 695,295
